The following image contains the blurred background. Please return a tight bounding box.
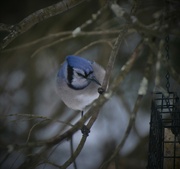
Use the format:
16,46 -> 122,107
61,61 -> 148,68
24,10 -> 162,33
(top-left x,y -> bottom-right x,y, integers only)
0,0 -> 180,169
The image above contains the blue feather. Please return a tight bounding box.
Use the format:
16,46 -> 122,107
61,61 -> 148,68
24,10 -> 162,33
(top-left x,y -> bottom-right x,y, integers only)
66,56 -> 93,74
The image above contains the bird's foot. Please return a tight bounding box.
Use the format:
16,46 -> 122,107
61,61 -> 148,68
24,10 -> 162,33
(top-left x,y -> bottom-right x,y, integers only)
81,125 -> 90,136
98,87 -> 105,94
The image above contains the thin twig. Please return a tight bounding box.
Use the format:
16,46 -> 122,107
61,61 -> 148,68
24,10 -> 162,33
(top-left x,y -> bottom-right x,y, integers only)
166,62 -> 180,86
100,42 -> 147,169
100,95 -> 143,169
74,39 -> 113,55
31,35 -> 73,57
61,135 -> 87,169
1,30 -> 121,54
42,144 -> 62,169
28,31 -> 122,57
26,119 -> 48,144
70,136 -> 78,169
0,23 -> 12,32
100,25 -> 129,93
1,31 -> 72,53
1,113 -> 74,127
110,41 -> 143,92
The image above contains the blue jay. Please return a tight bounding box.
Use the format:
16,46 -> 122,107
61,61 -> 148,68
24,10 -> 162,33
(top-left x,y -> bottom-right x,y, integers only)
56,55 -> 105,134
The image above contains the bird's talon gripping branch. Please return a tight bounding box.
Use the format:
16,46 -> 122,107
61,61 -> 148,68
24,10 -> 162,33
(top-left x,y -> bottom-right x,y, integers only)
81,125 -> 90,136
98,87 -> 105,94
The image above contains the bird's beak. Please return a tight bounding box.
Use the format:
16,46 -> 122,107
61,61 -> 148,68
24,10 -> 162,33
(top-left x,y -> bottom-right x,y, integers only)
88,76 -> 101,86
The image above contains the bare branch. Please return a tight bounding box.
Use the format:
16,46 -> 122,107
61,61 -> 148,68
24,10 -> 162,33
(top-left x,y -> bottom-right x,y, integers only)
0,23 -> 12,32
74,39 -> 113,55
0,0 -> 86,50
165,61 -> 180,86
100,25 -> 129,93
1,30 -> 121,54
100,95 -> 143,169
99,42 -> 153,169
1,113 -> 74,127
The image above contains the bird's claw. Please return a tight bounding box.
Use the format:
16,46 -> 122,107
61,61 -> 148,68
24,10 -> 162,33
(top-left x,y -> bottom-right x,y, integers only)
81,125 -> 90,136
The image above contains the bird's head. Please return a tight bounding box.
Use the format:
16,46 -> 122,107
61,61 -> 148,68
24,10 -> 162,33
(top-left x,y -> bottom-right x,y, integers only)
65,55 -> 101,90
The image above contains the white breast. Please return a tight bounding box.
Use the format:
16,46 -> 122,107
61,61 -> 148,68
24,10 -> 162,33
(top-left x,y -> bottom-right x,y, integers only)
56,60 -> 105,111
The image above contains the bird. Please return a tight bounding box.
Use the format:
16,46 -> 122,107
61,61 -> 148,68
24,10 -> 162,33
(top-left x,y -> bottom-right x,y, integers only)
56,55 -> 105,134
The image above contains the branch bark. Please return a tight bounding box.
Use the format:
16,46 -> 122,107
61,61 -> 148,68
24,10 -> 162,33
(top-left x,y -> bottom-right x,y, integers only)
0,0 -> 86,50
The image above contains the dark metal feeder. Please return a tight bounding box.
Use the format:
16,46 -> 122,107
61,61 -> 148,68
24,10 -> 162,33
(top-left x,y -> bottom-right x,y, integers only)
147,92 -> 180,169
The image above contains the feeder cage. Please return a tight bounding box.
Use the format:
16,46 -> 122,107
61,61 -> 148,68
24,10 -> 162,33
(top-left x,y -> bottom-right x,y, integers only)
147,92 -> 180,169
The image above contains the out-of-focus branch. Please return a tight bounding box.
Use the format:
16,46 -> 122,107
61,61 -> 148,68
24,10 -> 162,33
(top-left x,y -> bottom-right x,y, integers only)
72,4 -> 107,36
110,41 -> 143,92
30,30 -> 122,57
100,42 -> 146,169
146,38 -> 180,91
0,0 -> 86,50
154,40 -> 164,89
74,39 -> 113,55
165,61 -> 180,87
0,113 -> 74,127
100,24 -> 129,92
1,31 -> 72,53
110,3 -> 164,38
1,30 -> 122,54
0,23 -> 12,32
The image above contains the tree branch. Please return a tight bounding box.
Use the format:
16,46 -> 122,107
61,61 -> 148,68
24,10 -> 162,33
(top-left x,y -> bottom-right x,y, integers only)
0,0 -> 86,50
100,42 -> 145,169
100,24 -> 129,93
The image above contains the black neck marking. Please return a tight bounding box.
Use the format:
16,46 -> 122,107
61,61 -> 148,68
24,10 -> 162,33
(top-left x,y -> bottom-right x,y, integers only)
67,65 -> 74,84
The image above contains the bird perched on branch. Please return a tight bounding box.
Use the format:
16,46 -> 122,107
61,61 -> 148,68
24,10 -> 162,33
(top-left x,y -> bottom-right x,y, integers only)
56,55 -> 105,134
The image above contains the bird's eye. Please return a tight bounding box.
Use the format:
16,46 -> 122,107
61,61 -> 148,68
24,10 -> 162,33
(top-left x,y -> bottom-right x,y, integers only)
76,70 -> 93,78
77,72 -> 84,77
89,71 -> 93,75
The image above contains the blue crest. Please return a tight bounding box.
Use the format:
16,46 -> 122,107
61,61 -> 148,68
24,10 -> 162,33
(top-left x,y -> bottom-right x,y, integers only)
66,56 -> 93,74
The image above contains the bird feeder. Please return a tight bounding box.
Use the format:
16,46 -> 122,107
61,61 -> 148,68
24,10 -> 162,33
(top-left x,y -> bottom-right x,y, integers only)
147,91 -> 180,168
